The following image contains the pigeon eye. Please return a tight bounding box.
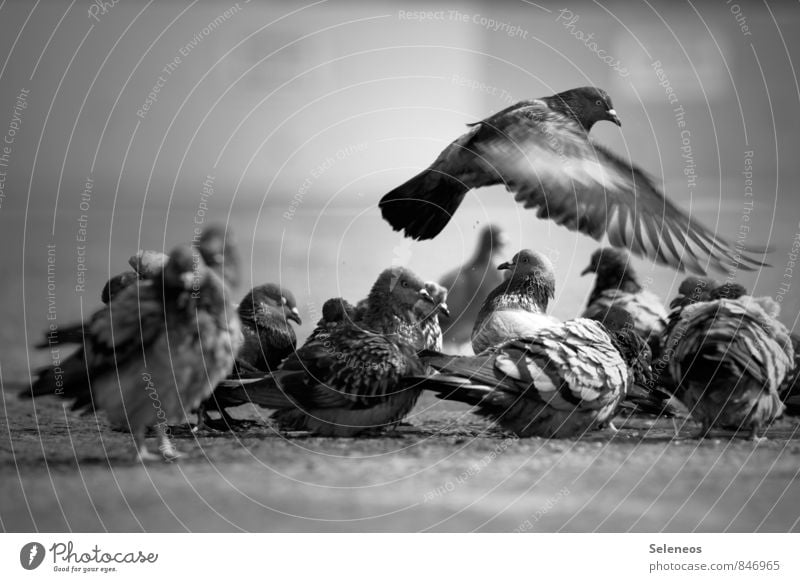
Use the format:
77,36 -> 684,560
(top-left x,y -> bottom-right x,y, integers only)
281,297 -> 287,305
401,280 -> 408,288
595,100 -> 602,107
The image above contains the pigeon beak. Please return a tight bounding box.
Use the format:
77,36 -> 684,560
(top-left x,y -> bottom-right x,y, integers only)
287,306 -> 302,325
419,288 -> 435,304
606,109 -> 621,126
438,303 -> 451,318
580,265 -> 593,276
497,260 -> 513,271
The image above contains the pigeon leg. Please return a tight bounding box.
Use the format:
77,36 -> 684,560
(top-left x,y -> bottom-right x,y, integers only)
134,429 -> 160,463
192,403 -> 207,433
695,420 -> 712,440
202,407 -> 252,431
156,423 -> 182,461
749,423 -> 766,443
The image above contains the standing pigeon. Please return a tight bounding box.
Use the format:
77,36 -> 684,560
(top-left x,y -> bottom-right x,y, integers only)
663,293 -> 793,439
439,224 -> 509,352
412,307 -> 653,438
25,225 -> 240,401
199,283 -> 302,430
33,250 -> 172,348
215,267 -> 432,436
379,86 -> 767,274
471,249 -> 558,354
581,247 -> 667,354
197,224 -> 241,290
24,250 -> 169,401
48,246 -> 241,461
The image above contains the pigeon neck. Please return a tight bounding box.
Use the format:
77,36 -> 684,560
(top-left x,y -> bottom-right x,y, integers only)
473,241 -> 500,265
362,296 -> 416,332
491,273 -> 554,313
543,95 -> 594,132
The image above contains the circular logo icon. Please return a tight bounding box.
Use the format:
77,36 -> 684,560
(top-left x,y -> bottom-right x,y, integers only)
20,542 -> 46,570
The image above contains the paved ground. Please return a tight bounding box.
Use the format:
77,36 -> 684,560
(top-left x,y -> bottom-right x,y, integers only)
3,382 -> 800,532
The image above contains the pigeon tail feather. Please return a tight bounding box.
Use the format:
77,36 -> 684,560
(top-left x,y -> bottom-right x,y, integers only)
379,169 -> 468,240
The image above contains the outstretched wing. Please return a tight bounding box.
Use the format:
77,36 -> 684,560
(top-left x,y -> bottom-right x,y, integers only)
459,104 -> 768,274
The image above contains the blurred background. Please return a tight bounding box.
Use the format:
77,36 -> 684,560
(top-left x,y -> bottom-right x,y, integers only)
1,0 -> 799,379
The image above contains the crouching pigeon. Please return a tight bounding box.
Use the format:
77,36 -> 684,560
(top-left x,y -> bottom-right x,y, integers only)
411,307 -> 653,438
581,247 -> 667,354
379,86 -> 768,274
471,249 -> 558,354
662,292 -> 794,440
214,267 -> 432,436
199,283 -> 302,430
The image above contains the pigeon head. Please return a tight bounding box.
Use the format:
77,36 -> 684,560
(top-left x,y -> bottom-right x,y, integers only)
499,249 -> 555,284
709,282 -> 748,301
497,249 -> 556,311
601,306 -> 653,385
415,281 -> 450,319
162,245 -> 203,292
198,224 -> 241,289
582,247 -> 640,292
478,224 -> 509,258
367,266 -> 432,322
546,86 -> 621,131
321,297 -> 355,324
669,276 -> 717,309
128,249 -> 169,278
101,270 -> 139,304
239,283 -> 302,325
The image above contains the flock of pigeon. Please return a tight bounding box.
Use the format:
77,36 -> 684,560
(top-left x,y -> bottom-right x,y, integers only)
22,86 -> 799,462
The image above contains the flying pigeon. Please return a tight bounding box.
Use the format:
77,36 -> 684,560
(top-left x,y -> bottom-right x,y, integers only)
379,86 -> 768,274
471,249 -> 558,354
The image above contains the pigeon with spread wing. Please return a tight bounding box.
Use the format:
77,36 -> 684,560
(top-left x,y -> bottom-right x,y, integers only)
379,86 -> 767,274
